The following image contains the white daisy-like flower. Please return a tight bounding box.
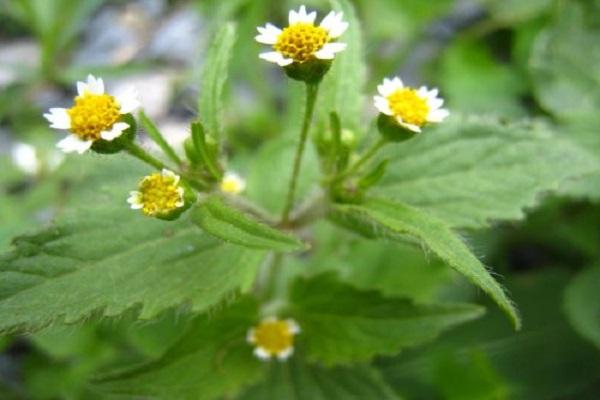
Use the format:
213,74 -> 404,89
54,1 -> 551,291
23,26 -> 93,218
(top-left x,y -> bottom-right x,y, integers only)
44,74 -> 140,154
373,77 -> 450,133
219,172 -> 246,195
127,169 -> 185,217
246,317 -> 300,361
256,5 -> 348,66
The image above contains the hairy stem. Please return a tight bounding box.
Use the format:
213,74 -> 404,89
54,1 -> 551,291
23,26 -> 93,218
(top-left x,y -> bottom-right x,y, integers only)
335,137 -> 388,182
124,141 -> 169,171
281,83 -> 320,225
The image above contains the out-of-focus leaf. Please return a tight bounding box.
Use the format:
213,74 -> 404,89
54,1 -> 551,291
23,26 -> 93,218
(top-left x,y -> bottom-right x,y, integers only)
375,117 -> 598,228
377,269 -> 600,399
95,298 -> 263,400
237,359 -> 401,400
332,198 -> 520,329
289,274 -> 484,365
191,195 -> 305,251
564,265 -> 600,349
530,1 -> 600,121
198,23 -> 237,140
440,40 -> 527,117
317,0 -> 366,131
246,136 -> 319,215
0,156 -> 265,335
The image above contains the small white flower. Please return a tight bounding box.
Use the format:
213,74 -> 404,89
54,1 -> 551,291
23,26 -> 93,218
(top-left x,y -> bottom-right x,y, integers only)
11,143 -> 65,175
44,74 -> 140,154
128,169 -> 185,217
256,5 -> 348,66
220,172 -> 246,195
247,317 -> 300,361
373,76 -> 449,133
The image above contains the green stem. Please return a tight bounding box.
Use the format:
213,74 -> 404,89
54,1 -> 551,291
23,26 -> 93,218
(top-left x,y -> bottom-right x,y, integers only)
335,137 -> 388,182
281,83 -> 320,225
123,142 -> 168,171
139,111 -> 183,166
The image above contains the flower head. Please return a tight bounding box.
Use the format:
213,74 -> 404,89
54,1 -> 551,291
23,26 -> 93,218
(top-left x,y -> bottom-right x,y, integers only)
128,169 -> 185,218
220,172 -> 246,195
247,317 -> 300,361
256,5 -> 348,67
374,77 -> 449,133
44,74 -> 139,154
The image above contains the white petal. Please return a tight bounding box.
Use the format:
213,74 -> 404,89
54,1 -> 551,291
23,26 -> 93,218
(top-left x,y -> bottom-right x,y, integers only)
161,169 -> 180,184
100,122 -> 129,141
320,11 -> 348,38
276,346 -> 294,360
286,319 -> 301,334
77,80 -> 88,96
44,108 -> 71,129
86,74 -> 104,94
315,42 -> 346,59
127,191 -> 143,209
56,135 -> 93,154
259,51 -> 294,66
289,5 -> 315,24
255,32 -> 278,44
428,108 -> 450,122
373,96 -> 393,115
378,77 -> 403,96
254,347 -> 271,360
427,97 -> 444,109
395,117 -> 421,133
115,86 -> 140,114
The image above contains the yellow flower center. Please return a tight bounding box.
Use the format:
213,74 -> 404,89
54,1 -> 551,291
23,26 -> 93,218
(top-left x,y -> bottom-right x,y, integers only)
274,23 -> 329,63
138,173 -> 183,216
67,93 -> 121,140
386,88 -> 430,127
253,320 -> 295,355
220,177 -> 243,194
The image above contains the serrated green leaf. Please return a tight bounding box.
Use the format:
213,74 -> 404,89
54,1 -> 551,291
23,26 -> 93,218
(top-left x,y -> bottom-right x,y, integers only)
374,117 -> 598,229
96,298 -> 263,400
331,197 -> 520,329
564,265 -> 600,349
318,0 -> 365,131
237,359 -> 401,400
0,156 -> 265,335
289,274 -> 484,365
199,22 -> 237,140
191,195 -> 305,251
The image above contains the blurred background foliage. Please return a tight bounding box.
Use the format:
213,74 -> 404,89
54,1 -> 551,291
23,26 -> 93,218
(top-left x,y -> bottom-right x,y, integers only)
0,0 -> 598,398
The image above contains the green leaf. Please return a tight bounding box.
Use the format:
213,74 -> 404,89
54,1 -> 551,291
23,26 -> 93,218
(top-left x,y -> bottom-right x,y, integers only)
191,195 -> 305,251
289,274 -> 484,365
331,197 -> 521,329
375,117 -> 598,229
247,136 -> 319,215
378,269 -> 600,400
96,298 -> 264,400
0,157 -> 265,335
198,22 -> 237,140
318,0 -> 366,131
564,265 -> 600,349
530,1 -> 600,121
238,359 -> 401,400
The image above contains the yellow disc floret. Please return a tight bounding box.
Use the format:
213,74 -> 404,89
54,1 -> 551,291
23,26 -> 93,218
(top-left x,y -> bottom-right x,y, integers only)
274,23 -> 329,63
252,319 -> 295,356
67,93 -> 121,140
387,88 -> 430,127
136,172 -> 184,217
